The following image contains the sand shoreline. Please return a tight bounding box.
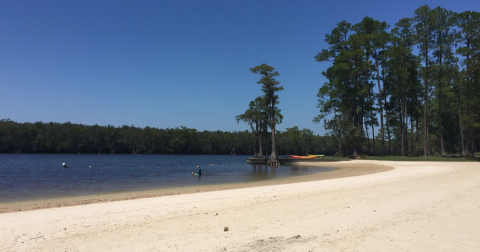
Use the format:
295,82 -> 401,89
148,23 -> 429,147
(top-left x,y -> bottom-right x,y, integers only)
2,160 -> 479,252
0,160 -> 391,213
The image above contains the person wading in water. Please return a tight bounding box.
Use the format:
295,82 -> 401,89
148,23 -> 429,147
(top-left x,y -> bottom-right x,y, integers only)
192,166 -> 201,176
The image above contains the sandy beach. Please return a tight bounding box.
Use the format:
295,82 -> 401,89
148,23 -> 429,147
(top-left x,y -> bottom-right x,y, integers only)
1,160 -> 479,251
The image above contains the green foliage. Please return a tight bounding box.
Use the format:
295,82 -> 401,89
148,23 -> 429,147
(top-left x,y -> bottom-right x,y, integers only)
0,119 -> 345,156
0,119 -> 252,155
281,127 -> 314,155
235,97 -> 269,158
250,64 -> 284,162
315,19 -> 380,155
315,5 -> 480,157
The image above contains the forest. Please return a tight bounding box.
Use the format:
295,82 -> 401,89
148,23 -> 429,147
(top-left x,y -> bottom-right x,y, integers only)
0,119 -> 337,155
314,5 -> 479,157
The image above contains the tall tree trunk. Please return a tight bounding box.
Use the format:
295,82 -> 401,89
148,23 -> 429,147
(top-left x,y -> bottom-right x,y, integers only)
404,97 -> 409,156
268,97 -> 279,165
416,115 -> 420,152
471,129 -> 476,158
423,52 -> 428,157
365,120 -> 370,153
375,60 -> 385,155
437,54 -> 444,156
411,116 -> 414,155
405,117 -> 408,156
456,87 -> 466,155
252,128 -> 258,157
384,92 -> 391,155
466,119 -> 471,157
338,135 -> 342,155
372,121 -> 376,155
465,42 -> 472,157
256,135 -> 263,158
459,124 -> 465,156
427,121 -> 430,155
401,99 -> 405,156
268,124 -> 278,165
401,94 -> 409,156
472,130 -> 477,158
387,114 -> 391,155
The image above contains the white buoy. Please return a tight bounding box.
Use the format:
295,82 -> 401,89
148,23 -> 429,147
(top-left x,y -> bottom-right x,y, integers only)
62,163 -> 67,168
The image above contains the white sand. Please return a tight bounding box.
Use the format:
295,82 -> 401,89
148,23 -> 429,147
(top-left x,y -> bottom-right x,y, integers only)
1,160 -> 479,251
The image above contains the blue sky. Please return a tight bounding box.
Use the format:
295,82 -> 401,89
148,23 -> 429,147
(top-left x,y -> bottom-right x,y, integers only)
1,0 -> 478,135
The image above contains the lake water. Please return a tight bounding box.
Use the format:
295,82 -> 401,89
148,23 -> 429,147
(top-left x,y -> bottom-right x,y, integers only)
0,154 -> 334,203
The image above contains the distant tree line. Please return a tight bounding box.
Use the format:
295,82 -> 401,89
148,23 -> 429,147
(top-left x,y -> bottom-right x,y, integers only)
0,119 -> 249,154
315,5 -> 480,157
0,119 -> 343,155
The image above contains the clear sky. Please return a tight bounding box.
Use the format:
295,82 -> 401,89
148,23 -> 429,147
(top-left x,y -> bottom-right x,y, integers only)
1,0 -> 478,135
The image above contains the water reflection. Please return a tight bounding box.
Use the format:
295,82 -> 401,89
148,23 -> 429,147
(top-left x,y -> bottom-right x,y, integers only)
247,164 -> 322,182
251,164 -> 275,180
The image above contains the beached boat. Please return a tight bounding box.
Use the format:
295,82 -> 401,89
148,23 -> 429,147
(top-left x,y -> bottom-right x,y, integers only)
289,155 -> 317,159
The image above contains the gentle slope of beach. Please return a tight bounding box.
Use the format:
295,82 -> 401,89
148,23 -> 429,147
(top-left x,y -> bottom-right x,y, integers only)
1,160 -> 479,251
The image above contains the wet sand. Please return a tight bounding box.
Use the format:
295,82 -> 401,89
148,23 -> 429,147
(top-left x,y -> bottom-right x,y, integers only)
0,160 -> 390,213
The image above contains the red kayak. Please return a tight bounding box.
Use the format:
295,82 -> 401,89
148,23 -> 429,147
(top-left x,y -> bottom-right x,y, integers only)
289,155 -> 317,159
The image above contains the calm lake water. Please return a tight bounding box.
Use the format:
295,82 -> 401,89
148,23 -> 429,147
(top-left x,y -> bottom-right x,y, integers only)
0,154 -> 334,203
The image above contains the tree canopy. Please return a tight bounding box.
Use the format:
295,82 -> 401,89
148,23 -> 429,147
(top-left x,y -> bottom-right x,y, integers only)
0,119 -> 339,155
315,5 -> 480,157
